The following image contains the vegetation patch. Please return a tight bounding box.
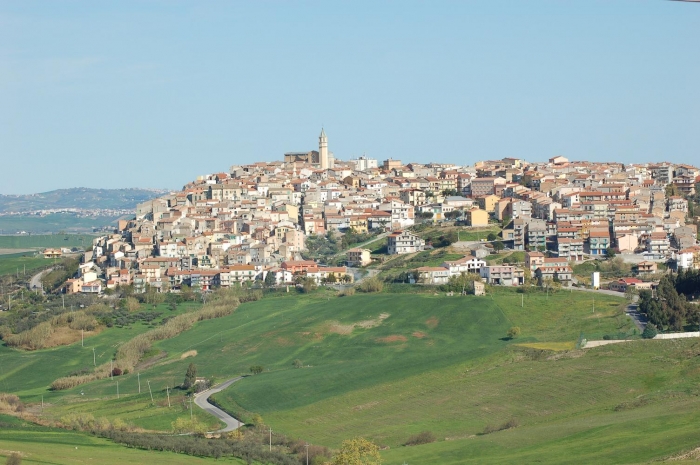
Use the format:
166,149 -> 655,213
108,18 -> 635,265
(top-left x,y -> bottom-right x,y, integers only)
514,342 -> 575,351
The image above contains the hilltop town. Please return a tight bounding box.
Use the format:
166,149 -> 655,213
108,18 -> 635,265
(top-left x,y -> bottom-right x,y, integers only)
56,129 -> 699,296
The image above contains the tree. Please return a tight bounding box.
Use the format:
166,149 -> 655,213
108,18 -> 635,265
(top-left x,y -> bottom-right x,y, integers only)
122,296 -> 140,313
487,232 -> 498,242
605,247 -> 616,259
642,323 -> 658,339
492,241 -> 505,252
506,327 -> 521,339
264,270 -> 276,287
293,359 -> 303,369
183,363 -> 197,390
329,437 -> 382,465
249,365 -> 264,375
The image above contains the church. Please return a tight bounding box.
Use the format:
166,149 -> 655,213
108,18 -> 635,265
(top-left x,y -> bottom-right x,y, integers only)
283,129 -> 334,169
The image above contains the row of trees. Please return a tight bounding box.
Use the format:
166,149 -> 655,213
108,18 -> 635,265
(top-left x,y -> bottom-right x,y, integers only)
638,274 -> 699,331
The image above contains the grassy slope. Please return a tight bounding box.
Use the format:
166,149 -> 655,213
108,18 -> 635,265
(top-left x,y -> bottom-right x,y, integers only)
0,234 -> 97,250
0,252 -> 51,276
12,289 -> 697,464
0,416 -> 244,465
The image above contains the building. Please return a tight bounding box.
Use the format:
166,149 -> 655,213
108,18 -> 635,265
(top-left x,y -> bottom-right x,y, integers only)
608,278 -> 654,293
414,266 -> 450,285
42,248 -> 62,259
633,261 -> 658,275
387,231 -> 425,255
480,266 -> 525,286
319,128 -> 330,170
646,232 -> 670,257
472,281 -> 485,296
346,248 -> 372,267
465,208 -> 489,227
535,266 -> 573,286
441,256 -> 486,275
525,251 -> 545,271
588,231 -> 610,256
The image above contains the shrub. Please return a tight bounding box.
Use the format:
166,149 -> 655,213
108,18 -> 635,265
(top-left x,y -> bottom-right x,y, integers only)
250,365 -> 264,375
112,368 -> 123,376
337,288 -> 355,297
642,323 -> 658,339
404,431 -> 436,446
356,277 -> 383,293
293,359 -> 303,369
506,327 -> 521,339
482,418 -> 519,435
6,452 -> 22,465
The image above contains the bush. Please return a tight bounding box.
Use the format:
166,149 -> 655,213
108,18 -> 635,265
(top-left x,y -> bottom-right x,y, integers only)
250,365 -> 264,375
404,431 -> 436,446
482,418 -> 519,435
112,368 -> 123,377
506,327 -> 521,339
356,277 -> 383,293
6,452 -> 22,465
642,323 -> 658,339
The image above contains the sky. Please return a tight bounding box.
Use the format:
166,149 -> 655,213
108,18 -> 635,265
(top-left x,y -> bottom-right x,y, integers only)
1,1 -> 699,195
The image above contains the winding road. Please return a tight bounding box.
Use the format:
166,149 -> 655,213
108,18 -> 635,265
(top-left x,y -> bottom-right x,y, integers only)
194,376 -> 245,433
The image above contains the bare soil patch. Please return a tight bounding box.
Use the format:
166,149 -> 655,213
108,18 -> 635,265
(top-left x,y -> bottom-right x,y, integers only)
425,317 -> 439,329
180,350 -> 198,359
329,313 -> 391,335
412,331 -> 427,338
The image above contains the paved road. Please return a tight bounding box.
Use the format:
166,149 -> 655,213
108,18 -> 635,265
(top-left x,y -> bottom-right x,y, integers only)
194,376 -> 244,433
29,267 -> 53,293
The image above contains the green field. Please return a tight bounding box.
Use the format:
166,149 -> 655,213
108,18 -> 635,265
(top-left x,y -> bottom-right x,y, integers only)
0,234 -> 97,250
0,416 -> 243,465
0,214 -> 120,234
0,252 -> 51,276
6,288 -> 700,463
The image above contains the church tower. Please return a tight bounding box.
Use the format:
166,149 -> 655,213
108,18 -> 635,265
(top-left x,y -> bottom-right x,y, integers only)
319,128 -> 328,170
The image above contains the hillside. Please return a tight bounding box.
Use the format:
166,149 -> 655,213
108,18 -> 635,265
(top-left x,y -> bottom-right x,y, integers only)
0,188 -> 169,213
6,289 -> 700,462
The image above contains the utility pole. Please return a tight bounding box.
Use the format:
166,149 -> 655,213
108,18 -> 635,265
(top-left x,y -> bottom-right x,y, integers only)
137,373 -> 141,393
92,347 -> 96,366
148,380 -> 153,403
166,386 -> 171,407
269,427 -> 272,451
117,381 -> 119,399
62,294 -> 65,309
305,444 -> 309,465
41,395 -> 44,413
521,293 -> 524,308
189,395 -> 193,420
81,329 -> 84,347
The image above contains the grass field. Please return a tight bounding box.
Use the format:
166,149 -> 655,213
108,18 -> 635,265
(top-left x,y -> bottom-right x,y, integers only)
0,252 -> 51,276
0,415 -> 244,464
7,288 -> 699,463
0,234 -> 97,250
0,214 -> 120,234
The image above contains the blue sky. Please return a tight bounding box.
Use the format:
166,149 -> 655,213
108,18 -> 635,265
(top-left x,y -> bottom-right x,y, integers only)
1,1 -> 698,194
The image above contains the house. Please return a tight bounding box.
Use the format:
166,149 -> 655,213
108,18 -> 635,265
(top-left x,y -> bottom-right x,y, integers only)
633,261 -> 658,275
441,256 -> 486,275
414,266 -> 450,285
608,278 -> 654,293
42,248 -> 62,259
387,231 -> 425,255
480,266 -> 525,286
465,208 -> 489,227
588,231 -> 610,256
472,281 -> 485,296
525,251 -> 545,271
346,248 -> 371,267
646,232 -> 670,257
535,266 -> 573,286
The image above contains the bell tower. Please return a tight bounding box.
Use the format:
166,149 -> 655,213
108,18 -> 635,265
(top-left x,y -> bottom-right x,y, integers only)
319,128 -> 328,170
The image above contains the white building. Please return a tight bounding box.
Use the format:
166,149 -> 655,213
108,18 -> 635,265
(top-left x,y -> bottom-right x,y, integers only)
387,231 -> 425,255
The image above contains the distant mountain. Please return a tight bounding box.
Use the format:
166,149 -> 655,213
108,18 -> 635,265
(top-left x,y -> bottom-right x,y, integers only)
0,188 -> 170,214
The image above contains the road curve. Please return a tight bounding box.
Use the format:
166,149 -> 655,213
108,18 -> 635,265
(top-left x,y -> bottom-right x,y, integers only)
193,376 -> 245,433
29,267 -> 53,293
